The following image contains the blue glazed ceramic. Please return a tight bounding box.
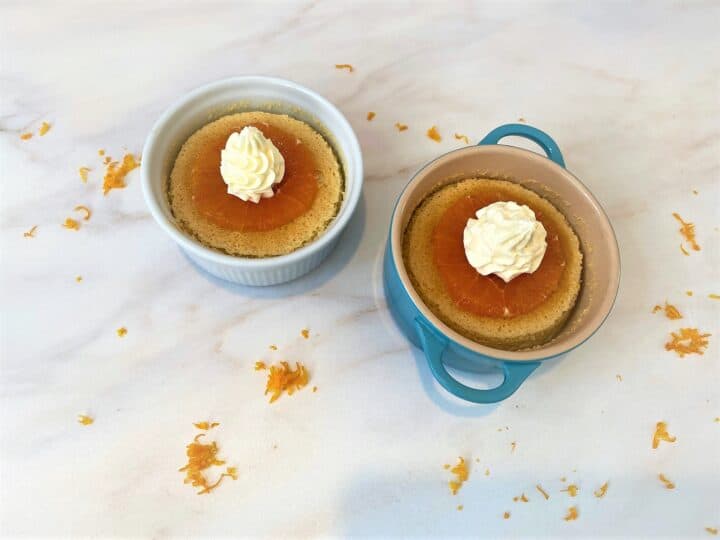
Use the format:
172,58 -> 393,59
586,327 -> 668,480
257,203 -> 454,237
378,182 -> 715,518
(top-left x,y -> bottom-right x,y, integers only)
383,124 -> 620,404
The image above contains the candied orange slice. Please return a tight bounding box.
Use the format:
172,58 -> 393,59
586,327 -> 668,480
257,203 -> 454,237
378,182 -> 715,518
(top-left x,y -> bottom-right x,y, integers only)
191,123 -> 318,232
432,193 -> 565,317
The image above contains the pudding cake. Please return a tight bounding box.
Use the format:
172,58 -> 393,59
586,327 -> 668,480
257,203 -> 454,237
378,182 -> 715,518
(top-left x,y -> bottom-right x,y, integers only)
403,178 -> 583,350
168,111 -> 343,257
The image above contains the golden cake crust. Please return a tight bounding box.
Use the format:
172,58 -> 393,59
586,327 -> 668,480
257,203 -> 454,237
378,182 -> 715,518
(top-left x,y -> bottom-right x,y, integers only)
403,178 -> 583,350
168,112 -> 343,258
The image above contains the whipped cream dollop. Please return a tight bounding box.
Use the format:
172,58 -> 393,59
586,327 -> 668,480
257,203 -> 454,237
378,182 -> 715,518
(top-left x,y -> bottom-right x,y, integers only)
220,126 -> 285,203
463,201 -> 547,282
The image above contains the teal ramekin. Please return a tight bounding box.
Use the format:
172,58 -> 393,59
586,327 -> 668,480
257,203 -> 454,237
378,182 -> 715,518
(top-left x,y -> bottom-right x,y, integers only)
384,124 -> 620,403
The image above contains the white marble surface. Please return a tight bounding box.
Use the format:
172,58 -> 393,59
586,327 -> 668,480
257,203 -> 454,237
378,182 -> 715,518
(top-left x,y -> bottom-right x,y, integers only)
1,1 -> 719,538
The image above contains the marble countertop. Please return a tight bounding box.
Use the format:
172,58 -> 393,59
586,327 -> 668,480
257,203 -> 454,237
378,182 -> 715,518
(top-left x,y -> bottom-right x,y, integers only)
1,1 -> 718,538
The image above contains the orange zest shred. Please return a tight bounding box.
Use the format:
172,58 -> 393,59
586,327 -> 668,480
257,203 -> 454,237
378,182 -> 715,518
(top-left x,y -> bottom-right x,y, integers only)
193,421 -> 219,430
103,156 -> 112,164
75,276 -> 83,283
680,243 -> 689,256
77,414 -> 94,425
395,122 -> 408,132
426,126 -> 442,142
673,212 -> 701,252
62,218 -> 80,230
562,484 -> 579,497
686,290 -> 694,296
657,302 -> 682,319
367,112 -> 376,121
564,506 -> 579,521
98,149 -> 105,156
652,305 -> 662,313
594,482 -> 609,498
448,457 -> 469,495
334,63 -> 354,72
513,493 -> 529,502
265,361 -> 309,403
665,328 -> 711,357
503,511 -> 511,519
457,505 -> 463,511
658,473 -> 675,489
74,205 -> 92,221
116,326 -> 128,337
511,441 -> 517,452
179,431 -> 237,494
692,189 -> 699,195
652,421 -> 676,449
312,386 -> 317,393
269,345 -> 278,351
454,133 -> 470,144
79,167 -> 90,183
616,374 -> 623,382
38,121 -> 51,136
103,153 -> 139,195
301,328 -> 310,339
23,225 -> 37,238
706,527 -> 718,535
709,294 -> 720,300
20,132 -> 33,140
254,361 -> 267,371
443,464 -> 450,470
485,468 -> 490,476
536,484 -> 550,500
518,117 -> 527,123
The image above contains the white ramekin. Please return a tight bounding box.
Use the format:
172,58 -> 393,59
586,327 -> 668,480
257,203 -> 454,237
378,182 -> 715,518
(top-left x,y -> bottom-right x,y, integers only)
141,76 -> 363,286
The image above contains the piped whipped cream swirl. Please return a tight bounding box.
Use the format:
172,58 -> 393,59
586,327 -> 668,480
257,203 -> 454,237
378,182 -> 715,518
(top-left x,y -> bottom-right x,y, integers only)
220,126 -> 285,203
463,201 -> 547,282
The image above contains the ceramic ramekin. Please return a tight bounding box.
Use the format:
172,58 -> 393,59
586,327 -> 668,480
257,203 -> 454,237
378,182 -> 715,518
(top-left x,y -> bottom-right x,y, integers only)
141,76 -> 363,286
384,124 -> 620,403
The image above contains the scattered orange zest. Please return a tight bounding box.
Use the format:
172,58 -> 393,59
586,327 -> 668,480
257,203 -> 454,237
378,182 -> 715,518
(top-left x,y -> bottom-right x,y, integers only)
38,121 -> 51,136
485,468 -> 490,476
103,156 -> 112,164
518,117 -> 527,123
665,328 -> 711,357
395,123 -> 408,132
269,345 -> 278,351
564,506 -> 579,521
77,414 -> 94,425
193,421 -> 219,430
443,464 -> 450,470
448,457 -> 469,495
98,149 -> 105,156
75,276 -> 83,283
265,362 -> 309,403
103,153 -> 139,195
658,473 -> 675,489
680,244 -> 689,256
513,493 -> 529,502
334,63 -> 354,72
457,505 -> 463,511
179,430 -> 237,494
20,132 -> 33,140
686,290 -> 693,296
426,126 -> 442,142
706,527 -> 718,535
74,205 -> 92,221
254,361 -> 267,371
503,511 -> 511,519
62,218 -> 80,230
454,133 -> 470,144
79,167 -> 91,183
561,484 -> 579,497
594,482 -> 609,498
692,189 -> 699,195
23,225 -> 37,238
616,374 -> 622,382
312,386 -> 318,393
652,421 -> 676,449
536,485 -> 550,500
511,441 -> 517,452
116,327 -> 127,337
367,112 -> 376,121
301,328 -> 310,339
673,212 -> 701,252
653,302 -> 682,319
709,294 -> 720,300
